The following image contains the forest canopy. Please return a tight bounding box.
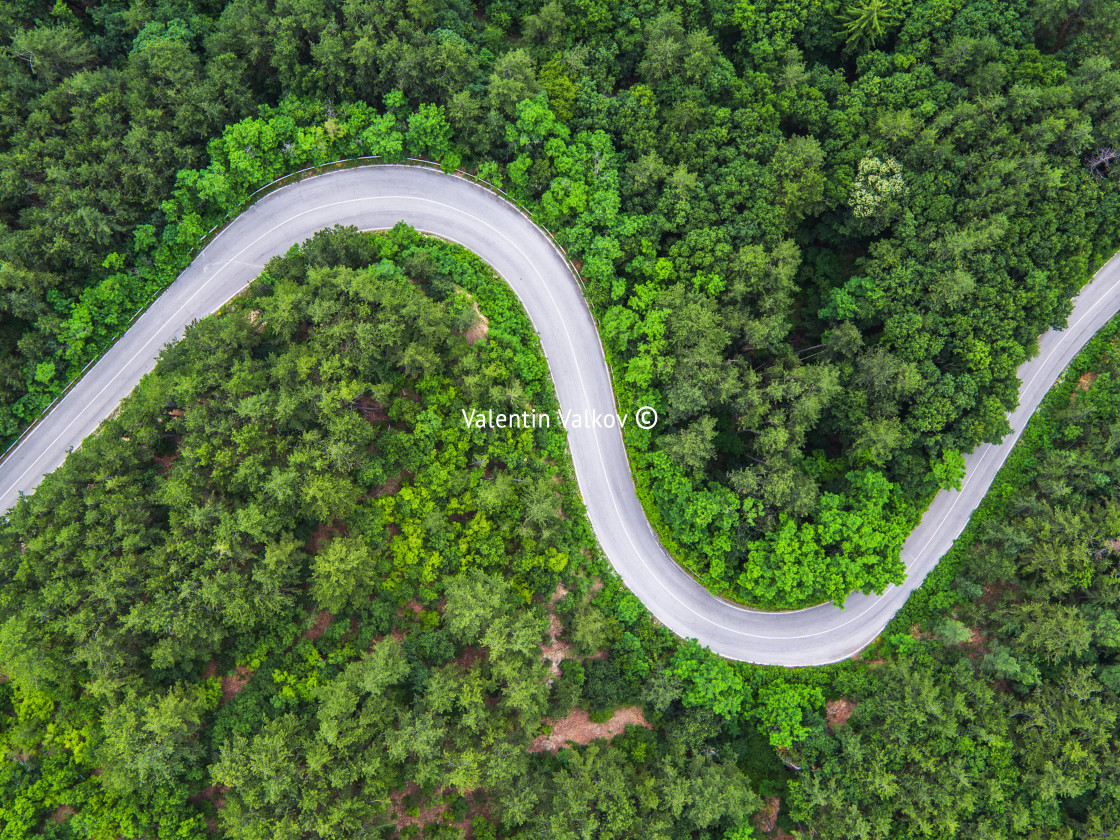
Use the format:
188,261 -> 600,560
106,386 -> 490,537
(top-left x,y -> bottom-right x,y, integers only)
2,0 -> 1120,835
2,0 -> 1119,607
5,229 -> 1120,840
0,227 -> 767,837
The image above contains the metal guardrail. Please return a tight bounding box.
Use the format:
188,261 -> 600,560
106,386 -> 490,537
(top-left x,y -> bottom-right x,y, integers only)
0,154 -> 597,467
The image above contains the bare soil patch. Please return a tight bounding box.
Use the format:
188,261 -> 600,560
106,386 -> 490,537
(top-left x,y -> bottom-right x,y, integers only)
458,291 -> 489,345
190,784 -> 230,832
48,805 -> 75,823
353,395 -> 389,424
752,796 -> 780,835
539,583 -> 572,677
152,452 -> 180,475
978,580 -> 1015,607
221,667 -> 252,703
372,470 -> 404,497
389,782 -> 486,838
1075,371 -> 1099,393
539,635 -> 570,676
962,625 -> 990,661
303,609 -> 335,641
306,520 -> 345,555
455,644 -> 486,671
825,698 -> 857,731
528,706 -> 651,753
191,783 -> 229,807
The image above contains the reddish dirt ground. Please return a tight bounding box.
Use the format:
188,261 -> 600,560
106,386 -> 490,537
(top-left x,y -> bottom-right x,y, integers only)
539,583 -> 572,677
1075,371 -> 1099,393
825,698 -> 858,731
353,394 -> 389,424
753,796 -> 780,834
389,782 -> 487,838
528,706 -> 651,753
539,632 -> 571,676
372,471 -> 404,497
191,784 -> 230,832
370,627 -> 407,650
462,295 -> 489,345
48,805 -> 75,823
455,644 -> 486,670
978,580 -> 1015,607
303,609 -> 335,641
152,452 -> 179,475
305,520 -> 345,554
220,666 -> 252,703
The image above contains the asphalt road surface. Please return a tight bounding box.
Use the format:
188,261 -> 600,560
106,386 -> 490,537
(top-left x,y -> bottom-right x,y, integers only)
1,165 -> 1118,665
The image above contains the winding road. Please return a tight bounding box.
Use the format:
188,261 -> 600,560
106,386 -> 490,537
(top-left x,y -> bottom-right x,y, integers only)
1,165 -> 1117,666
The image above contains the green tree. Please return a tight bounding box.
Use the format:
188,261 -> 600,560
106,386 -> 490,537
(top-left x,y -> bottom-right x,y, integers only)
98,684 -> 214,796
839,0 -> 903,51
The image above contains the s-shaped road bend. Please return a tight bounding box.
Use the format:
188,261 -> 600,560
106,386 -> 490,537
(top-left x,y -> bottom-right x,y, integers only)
1,165 -> 1118,666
